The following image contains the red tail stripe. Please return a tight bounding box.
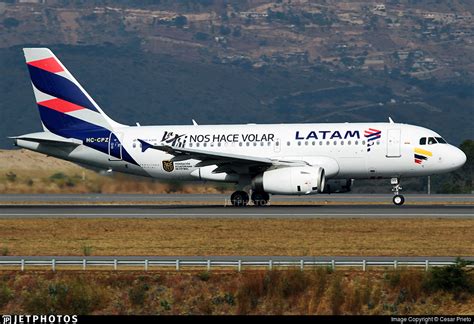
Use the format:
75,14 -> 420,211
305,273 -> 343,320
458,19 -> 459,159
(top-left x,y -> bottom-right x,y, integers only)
27,57 -> 64,74
38,98 -> 85,113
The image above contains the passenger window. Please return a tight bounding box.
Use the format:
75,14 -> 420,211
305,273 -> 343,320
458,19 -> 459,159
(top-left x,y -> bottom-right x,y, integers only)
427,137 -> 437,145
419,138 -> 426,145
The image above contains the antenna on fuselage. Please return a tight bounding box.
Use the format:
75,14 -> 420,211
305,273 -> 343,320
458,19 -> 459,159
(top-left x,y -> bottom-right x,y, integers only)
192,119 -> 198,126
388,117 -> 395,124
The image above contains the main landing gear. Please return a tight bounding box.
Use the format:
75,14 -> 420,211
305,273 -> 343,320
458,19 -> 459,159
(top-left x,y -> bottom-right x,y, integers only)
230,190 -> 270,207
251,191 -> 270,207
391,177 -> 405,206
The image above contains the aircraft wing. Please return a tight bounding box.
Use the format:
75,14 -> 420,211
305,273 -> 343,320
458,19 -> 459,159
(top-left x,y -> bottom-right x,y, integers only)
137,139 -> 307,170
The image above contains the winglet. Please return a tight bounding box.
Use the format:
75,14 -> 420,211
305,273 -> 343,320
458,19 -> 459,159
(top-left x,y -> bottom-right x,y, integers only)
388,117 -> 395,124
137,139 -> 153,152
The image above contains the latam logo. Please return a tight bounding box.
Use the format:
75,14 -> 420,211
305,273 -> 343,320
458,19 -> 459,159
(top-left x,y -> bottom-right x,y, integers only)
364,128 -> 381,152
414,147 -> 432,164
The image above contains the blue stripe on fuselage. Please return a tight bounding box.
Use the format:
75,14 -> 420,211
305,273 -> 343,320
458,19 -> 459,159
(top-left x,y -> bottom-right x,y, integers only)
27,65 -> 99,112
37,106 -> 138,165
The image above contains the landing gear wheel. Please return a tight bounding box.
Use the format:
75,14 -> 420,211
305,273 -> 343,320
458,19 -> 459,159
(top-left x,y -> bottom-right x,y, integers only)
251,192 -> 270,207
230,191 -> 249,207
393,195 -> 405,206
391,177 -> 405,206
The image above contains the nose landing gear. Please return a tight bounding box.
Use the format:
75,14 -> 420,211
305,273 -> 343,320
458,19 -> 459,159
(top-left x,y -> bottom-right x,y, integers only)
391,177 -> 405,206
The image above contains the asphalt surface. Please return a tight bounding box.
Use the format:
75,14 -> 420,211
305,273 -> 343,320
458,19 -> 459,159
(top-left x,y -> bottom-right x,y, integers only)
1,193 -> 473,203
0,194 -> 472,218
0,204 -> 472,218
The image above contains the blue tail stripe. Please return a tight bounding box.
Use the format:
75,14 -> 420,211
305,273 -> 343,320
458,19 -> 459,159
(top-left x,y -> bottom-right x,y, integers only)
38,106 -> 138,165
28,65 -> 99,112
38,104 -> 98,132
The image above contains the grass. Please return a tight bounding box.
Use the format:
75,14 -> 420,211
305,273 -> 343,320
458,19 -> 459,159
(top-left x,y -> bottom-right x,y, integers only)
0,219 -> 471,256
0,269 -> 471,315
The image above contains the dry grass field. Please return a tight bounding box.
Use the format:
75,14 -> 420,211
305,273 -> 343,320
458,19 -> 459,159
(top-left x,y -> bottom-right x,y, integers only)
0,218 -> 471,256
0,269 -> 472,315
0,149 -> 230,194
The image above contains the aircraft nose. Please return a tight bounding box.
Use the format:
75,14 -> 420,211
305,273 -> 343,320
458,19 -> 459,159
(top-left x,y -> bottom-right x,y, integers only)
450,146 -> 467,169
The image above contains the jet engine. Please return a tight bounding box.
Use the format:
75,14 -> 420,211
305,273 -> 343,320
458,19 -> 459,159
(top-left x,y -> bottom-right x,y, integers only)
252,166 -> 325,195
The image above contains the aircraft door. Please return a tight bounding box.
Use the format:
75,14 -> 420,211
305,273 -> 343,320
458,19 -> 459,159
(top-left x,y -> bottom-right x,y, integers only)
273,138 -> 281,153
108,132 -> 123,161
386,129 -> 401,158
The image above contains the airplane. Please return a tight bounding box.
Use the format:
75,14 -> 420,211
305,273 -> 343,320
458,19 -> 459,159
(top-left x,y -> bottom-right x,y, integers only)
11,48 -> 467,206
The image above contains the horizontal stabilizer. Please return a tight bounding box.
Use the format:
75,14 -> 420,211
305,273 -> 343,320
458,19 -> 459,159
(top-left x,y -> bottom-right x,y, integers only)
10,132 -> 82,146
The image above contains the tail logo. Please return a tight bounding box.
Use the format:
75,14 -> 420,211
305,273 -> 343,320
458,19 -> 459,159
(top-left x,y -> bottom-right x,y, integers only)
364,128 -> 381,152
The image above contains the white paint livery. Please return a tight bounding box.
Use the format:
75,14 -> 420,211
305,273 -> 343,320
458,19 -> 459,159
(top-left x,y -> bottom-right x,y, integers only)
12,48 -> 467,206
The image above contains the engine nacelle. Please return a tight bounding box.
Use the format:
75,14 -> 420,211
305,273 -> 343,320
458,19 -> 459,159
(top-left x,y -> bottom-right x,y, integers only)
325,179 -> 353,193
252,166 -> 325,195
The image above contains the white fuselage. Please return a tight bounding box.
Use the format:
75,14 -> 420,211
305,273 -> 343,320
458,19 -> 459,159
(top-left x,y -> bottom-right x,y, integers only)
17,122 -> 466,187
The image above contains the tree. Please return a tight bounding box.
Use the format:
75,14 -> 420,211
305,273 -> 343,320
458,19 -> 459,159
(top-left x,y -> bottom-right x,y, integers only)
219,25 -> 231,36
437,140 -> 473,193
174,15 -> 187,28
3,17 -> 19,28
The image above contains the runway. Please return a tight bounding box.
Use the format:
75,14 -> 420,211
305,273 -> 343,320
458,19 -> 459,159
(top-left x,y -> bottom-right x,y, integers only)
1,193 -> 473,204
0,204 -> 472,218
0,194 -> 472,218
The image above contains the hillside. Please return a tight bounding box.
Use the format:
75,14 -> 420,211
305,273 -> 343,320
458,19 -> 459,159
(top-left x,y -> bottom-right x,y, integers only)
0,0 -> 473,148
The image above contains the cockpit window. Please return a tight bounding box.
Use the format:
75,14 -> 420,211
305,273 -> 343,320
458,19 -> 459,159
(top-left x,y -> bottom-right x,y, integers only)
419,137 -> 426,145
427,137 -> 437,145
436,137 -> 447,144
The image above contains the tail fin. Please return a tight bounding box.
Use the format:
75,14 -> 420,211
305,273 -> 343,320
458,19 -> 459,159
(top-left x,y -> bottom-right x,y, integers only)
23,48 -> 124,137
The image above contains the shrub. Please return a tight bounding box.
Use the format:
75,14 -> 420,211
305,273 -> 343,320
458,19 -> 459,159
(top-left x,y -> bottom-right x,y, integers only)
0,283 -> 12,308
197,271 -> 211,282
49,172 -> 66,180
424,258 -> 473,294
82,245 -> 92,256
5,172 -> 16,182
160,299 -> 171,311
23,278 -> 107,314
129,283 -> 149,306
0,247 -> 9,256
212,293 -> 235,306
224,292 -> 235,306
275,270 -> 308,298
386,271 -> 401,288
